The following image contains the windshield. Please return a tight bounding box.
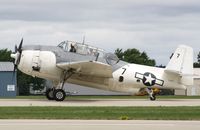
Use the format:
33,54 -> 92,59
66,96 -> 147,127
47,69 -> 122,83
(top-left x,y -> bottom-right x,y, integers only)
58,40 -> 106,57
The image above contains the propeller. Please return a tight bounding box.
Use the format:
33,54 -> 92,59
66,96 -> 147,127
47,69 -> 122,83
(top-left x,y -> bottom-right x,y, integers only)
16,38 -> 23,65
15,45 -> 17,53
10,38 -> 23,78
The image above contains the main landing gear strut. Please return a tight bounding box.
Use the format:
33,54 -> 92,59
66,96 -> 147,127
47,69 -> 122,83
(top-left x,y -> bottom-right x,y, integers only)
145,88 -> 156,101
46,69 -> 74,101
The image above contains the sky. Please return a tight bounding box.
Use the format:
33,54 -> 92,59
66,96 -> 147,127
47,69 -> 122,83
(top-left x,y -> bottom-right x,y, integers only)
0,0 -> 200,65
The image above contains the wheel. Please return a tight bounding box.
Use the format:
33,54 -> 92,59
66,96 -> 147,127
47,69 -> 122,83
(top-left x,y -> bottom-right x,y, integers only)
150,95 -> 156,101
53,89 -> 66,101
46,88 -> 55,100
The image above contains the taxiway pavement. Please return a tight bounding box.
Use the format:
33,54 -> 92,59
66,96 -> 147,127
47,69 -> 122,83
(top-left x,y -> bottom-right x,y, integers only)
0,120 -> 199,130
0,99 -> 200,106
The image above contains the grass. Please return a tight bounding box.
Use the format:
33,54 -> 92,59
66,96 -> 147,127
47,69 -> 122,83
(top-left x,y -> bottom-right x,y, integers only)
0,106 -> 200,120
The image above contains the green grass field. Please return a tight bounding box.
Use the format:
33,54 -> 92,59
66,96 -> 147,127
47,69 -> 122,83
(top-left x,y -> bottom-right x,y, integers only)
1,96 -> 200,120
0,106 -> 200,120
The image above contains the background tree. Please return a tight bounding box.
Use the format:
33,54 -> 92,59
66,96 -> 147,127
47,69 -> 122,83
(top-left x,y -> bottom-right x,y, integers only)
0,49 -> 45,95
198,51 -> 200,63
194,51 -> 200,68
115,48 -> 124,60
17,71 -> 44,95
115,48 -> 156,66
0,49 -> 13,61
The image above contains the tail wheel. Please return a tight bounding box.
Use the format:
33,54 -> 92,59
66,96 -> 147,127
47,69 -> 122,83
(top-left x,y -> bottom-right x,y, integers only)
150,94 -> 156,101
46,88 -> 55,100
54,89 -> 66,101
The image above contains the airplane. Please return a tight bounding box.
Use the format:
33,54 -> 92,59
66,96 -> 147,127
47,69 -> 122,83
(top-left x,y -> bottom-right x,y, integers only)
11,39 -> 193,101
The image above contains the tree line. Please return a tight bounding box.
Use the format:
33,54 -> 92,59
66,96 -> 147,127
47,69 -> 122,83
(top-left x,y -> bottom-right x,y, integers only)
115,48 -> 156,66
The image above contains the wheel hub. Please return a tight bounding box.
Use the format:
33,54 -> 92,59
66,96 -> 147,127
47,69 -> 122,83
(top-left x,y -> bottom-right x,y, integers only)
56,91 -> 64,99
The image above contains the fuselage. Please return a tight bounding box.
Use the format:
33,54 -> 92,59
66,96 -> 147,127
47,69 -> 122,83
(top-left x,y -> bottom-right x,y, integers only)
17,45 -> 186,95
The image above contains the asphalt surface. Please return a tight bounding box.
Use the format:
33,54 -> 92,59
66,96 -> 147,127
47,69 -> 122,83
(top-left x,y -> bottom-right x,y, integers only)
0,99 -> 200,106
0,120 -> 199,130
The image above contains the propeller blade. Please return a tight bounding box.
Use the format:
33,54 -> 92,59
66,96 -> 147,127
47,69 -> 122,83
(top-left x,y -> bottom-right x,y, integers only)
15,45 -> 17,53
18,38 -> 23,52
16,38 -> 23,65
16,52 -> 22,65
11,38 -> 24,82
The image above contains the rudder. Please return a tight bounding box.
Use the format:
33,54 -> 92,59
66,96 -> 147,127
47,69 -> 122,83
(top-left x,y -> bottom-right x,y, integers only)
165,45 -> 193,85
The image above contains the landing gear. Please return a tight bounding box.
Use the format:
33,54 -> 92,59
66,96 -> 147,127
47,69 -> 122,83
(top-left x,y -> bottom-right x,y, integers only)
53,89 -> 66,101
46,88 -> 66,101
150,94 -> 156,101
46,88 -> 55,100
45,69 -> 74,101
146,88 -> 156,101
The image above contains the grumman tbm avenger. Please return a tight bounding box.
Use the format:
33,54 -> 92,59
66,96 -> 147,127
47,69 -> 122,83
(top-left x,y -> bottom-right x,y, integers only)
11,39 -> 193,101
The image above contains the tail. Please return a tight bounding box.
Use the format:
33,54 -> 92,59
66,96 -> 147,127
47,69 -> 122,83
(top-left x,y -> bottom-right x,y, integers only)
165,45 -> 193,86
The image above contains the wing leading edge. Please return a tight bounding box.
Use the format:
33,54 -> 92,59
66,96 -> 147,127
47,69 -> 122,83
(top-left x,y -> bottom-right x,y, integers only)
57,61 -> 113,78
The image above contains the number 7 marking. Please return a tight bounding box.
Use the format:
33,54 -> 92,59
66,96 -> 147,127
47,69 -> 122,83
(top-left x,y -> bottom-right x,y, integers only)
122,68 -> 126,75
177,53 -> 180,58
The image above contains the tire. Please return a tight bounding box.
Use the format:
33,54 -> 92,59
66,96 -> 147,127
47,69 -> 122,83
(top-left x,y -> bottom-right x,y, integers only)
150,95 -> 156,101
46,88 -> 55,100
53,89 -> 66,101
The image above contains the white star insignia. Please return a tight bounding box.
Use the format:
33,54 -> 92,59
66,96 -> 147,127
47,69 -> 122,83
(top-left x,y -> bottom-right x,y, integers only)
144,74 -> 155,85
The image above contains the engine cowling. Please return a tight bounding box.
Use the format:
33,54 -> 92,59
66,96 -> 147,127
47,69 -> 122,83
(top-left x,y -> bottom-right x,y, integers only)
18,50 -> 62,81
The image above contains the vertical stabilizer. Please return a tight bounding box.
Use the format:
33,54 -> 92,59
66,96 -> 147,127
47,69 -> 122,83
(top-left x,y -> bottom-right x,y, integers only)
165,45 -> 193,85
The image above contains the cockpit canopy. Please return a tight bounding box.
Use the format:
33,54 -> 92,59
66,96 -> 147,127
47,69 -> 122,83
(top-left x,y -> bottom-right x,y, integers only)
58,40 -> 119,65
58,41 -> 105,57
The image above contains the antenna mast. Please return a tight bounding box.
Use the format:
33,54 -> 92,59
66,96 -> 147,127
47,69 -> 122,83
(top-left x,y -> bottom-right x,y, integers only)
82,35 -> 85,45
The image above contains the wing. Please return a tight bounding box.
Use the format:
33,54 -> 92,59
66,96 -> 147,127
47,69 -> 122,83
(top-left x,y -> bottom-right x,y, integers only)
57,61 -> 113,78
